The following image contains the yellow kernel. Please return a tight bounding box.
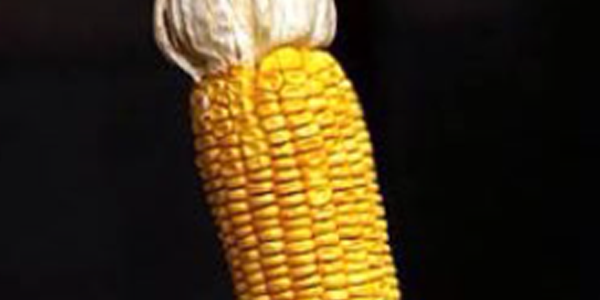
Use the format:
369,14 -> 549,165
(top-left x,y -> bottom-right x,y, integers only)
275,181 -> 304,195
241,262 -> 261,274
201,134 -> 218,147
282,217 -> 312,229
225,176 -> 246,188
222,147 -> 242,160
276,47 -> 303,69
318,111 -> 337,128
332,192 -> 354,204
256,91 -> 279,104
283,70 -> 308,84
270,143 -> 295,159
288,253 -> 317,267
281,85 -> 308,99
338,78 -> 353,90
285,228 -> 312,242
281,98 -> 306,114
295,136 -> 324,154
249,194 -> 277,208
254,205 -> 280,219
331,178 -> 354,190
337,214 -> 359,226
257,72 -> 285,91
265,265 -> 288,279
347,273 -> 370,285
260,241 -> 285,255
328,153 -> 345,166
316,69 -> 344,86
317,247 -> 343,262
221,161 -> 245,177
231,214 -> 252,226
294,124 -> 320,139
279,193 -> 306,207
370,268 -> 386,281
247,181 -> 274,195
329,166 -> 350,179
308,97 -> 327,111
234,225 -> 253,239
339,227 -> 362,239
262,115 -> 287,132
287,112 -> 312,127
346,251 -> 368,263
305,50 -> 335,74
246,271 -> 265,285
254,218 -> 280,231
286,240 -> 315,254
322,274 -> 346,289
311,208 -> 334,221
242,249 -> 260,261
307,189 -> 332,207
289,262 -> 318,279
227,189 -> 248,201
388,289 -> 402,300
271,290 -> 295,300
354,201 -> 371,213
242,142 -> 268,158
296,286 -> 324,298
246,155 -> 271,171
213,120 -> 234,138
301,169 -> 325,183
296,152 -> 326,167
269,130 -> 293,144
258,227 -> 284,241
238,234 -> 258,249
307,80 -> 326,95
348,284 -> 377,297
272,157 -> 296,169
294,275 -> 320,289
312,221 -> 336,235
275,169 -> 302,182
221,134 -> 241,146
324,290 -> 349,300
319,261 -> 344,274
375,219 -> 388,230
248,169 -> 273,182
262,254 -> 286,267
204,148 -> 220,160
384,265 -> 397,276
280,205 -> 310,220
346,262 -> 368,273
314,233 -> 339,247
268,277 -> 292,293
347,152 -> 362,163
227,202 -> 249,215
259,53 -> 281,73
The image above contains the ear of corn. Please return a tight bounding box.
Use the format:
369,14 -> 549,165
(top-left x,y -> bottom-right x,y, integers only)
191,47 -> 401,300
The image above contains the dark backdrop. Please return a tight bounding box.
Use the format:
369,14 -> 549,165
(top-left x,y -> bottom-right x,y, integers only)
0,1 -> 578,300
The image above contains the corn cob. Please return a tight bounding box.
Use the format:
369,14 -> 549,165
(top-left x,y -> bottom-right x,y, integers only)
155,1 -> 401,300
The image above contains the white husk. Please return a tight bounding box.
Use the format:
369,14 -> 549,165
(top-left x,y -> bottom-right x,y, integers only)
154,0 -> 337,81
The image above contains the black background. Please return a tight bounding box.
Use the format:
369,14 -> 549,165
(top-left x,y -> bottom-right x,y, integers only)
0,1 -> 580,300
